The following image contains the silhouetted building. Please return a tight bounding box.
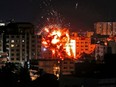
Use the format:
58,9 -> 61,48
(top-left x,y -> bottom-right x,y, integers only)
0,22 -> 42,64
107,40 -> 116,54
38,59 -> 60,76
61,58 -> 75,75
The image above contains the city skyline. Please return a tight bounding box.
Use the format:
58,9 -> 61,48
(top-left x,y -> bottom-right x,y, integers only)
0,0 -> 116,32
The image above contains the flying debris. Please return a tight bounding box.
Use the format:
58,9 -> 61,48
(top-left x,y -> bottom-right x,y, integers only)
75,3 -> 78,9
41,16 -> 44,19
47,18 -> 50,21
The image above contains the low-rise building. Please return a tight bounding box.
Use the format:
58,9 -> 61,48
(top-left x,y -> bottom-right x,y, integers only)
61,58 -> 75,75
38,59 -> 60,77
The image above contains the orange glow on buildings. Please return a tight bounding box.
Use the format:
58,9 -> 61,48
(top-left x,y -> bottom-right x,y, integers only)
76,37 -> 95,57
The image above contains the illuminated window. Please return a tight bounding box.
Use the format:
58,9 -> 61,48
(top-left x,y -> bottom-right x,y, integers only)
11,40 -> 14,43
22,40 -> 24,42
11,44 -> 14,47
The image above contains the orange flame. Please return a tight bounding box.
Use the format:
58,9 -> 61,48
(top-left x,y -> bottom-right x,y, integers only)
41,24 -> 76,59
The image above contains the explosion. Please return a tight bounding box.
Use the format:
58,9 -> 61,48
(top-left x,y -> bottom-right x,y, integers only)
41,24 -> 76,59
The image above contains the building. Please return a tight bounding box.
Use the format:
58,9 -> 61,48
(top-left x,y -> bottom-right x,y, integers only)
86,31 -> 94,38
95,44 -> 107,61
76,37 -> 95,58
38,59 -> 60,77
70,32 -> 95,59
0,52 -> 8,68
70,32 -> 78,38
60,58 -> 75,75
0,23 -> 6,52
1,22 -> 41,64
0,34 -> 3,52
38,58 -> 75,76
94,22 -> 116,36
107,40 -> 116,54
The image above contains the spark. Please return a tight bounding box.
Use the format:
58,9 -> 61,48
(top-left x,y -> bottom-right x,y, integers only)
75,2 -> 78,9
41,16 -> 44,18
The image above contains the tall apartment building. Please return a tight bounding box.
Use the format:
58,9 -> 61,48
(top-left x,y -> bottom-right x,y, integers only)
1,22 -> 41,64
76,37 -> 95,58
94,22 -> 116,36
70,32 -> 95,58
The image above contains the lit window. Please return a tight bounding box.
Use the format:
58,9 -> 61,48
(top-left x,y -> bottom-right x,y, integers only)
11,40 -> 14,43
11,44 -> 14,47
22,40 -> 24,42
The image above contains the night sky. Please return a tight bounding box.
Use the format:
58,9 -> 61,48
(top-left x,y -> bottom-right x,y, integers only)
0,0 -> 116,31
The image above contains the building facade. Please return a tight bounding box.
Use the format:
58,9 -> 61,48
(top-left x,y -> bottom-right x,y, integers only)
95,22 -> 116,36
76,37 -> 95,58
0,52 -> 8,68
86,31 -> 94,38
107,40 -> 116,54
61,58 -> 75,75
95,44 -> 107,61
38,59 -> 60,77
1,22 -> 41,64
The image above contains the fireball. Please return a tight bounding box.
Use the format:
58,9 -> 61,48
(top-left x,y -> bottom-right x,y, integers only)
41,24 -> 76,59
